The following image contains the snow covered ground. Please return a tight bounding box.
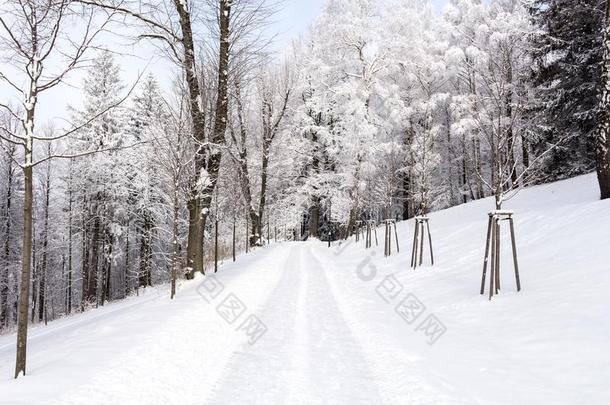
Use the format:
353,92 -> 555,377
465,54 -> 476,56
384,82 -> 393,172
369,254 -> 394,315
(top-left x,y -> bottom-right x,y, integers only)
1,173 -> 609,404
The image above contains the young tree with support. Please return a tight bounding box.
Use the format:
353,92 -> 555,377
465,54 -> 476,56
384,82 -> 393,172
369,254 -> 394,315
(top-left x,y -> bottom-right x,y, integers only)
383,219 -> 399,257
411,216 -> 433,269
468,0 -> 562,299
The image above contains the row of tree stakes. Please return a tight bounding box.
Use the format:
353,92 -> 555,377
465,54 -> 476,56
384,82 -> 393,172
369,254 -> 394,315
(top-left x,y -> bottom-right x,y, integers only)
214,211 -> 521,301
348,213 -> 522,300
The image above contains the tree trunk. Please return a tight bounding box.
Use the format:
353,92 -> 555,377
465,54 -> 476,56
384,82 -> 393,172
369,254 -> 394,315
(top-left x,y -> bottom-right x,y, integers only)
14,163 -> 33,378
474,138 -> 484,199
87,206 -> 101,305
1,146 -> 13,327
139,213 -> 152,288
597,1 -> 610,199
402,170 -> 411,220
445,111 -> 457,206
31,245 -> 37,323
31,238 -> 37,323
521,136 -> 530,186
257,84 -> 290,245
185,201 -> 203,278
124,220 -> 130,297
461,136 -> 468,204
67,164 -> 73,314
309,198 -> 320,238
81,204 -> 89,311
14,71 -> 38,375
171,187 -> 179,299
183,0 -> 231,277
177,0 -> 209,278
257,145 -> 270,244
506,59 -> 517,187
103,229 -> 113,304
38,161 -> 51,322
249,209 -> 260,246
232,216 -> 236,262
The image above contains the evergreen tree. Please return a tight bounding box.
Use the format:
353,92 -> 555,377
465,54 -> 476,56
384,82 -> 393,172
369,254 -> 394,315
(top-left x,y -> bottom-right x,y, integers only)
126,74 -> 167,289
529,0 -> 604,180
72,50 -> 127,306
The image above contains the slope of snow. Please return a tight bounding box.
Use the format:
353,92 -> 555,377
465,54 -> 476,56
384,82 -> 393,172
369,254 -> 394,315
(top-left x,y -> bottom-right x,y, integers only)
1,174 -> 609,404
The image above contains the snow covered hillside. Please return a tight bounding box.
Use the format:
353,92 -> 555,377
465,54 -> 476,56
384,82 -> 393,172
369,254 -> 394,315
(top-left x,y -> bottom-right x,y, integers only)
1,173 -> 609,404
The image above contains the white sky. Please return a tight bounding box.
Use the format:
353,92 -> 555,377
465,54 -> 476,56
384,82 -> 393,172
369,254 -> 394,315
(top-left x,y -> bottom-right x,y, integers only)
31,0 -> 329,124
4,0 -> 448,125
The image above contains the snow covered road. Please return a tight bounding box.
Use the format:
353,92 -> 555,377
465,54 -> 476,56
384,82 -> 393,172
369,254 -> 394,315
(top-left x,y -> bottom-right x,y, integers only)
1,174 -> 610,404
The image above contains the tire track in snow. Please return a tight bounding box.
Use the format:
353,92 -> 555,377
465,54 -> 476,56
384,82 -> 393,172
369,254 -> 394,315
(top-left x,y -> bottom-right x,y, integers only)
309,243 -> 476,404
203,243 -> 383,404
202,243 -> 310,404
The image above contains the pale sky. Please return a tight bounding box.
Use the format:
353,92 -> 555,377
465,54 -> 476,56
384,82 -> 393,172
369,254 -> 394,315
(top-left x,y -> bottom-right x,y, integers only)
31,0 -> 329,124
14,0 -> 447,124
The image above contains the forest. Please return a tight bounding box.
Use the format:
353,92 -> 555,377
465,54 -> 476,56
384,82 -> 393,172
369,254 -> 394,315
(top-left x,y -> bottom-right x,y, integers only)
1,0 -> 610,383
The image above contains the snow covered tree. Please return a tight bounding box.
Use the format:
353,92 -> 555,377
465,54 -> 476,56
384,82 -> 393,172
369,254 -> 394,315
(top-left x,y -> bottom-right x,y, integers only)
0,0 -> 119,378
72,50 -> 128,307
125,74 -> 168,289
0,111 -> 21,330
529,0 -> 603,180
454,0 -> 534,209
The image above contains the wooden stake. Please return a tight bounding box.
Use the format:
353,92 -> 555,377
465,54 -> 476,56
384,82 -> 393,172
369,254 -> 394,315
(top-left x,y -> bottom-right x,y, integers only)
411,220 -> 419,267
509,217 -> 521,291
481,215 -> 493,294
418,221 -> 424,266
426,219 -> 434,265
214,219 -> 219,273
495,218 -> 500,294
393,221 -> 400,253
489,218 -> 496,300
481,212 -> 521,299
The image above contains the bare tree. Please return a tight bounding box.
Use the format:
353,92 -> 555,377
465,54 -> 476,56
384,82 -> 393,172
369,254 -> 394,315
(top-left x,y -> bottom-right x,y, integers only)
151,82 -> 191,298
225,61 -> 290,246
255,66 -> 291,242
0,0 -> 139,377
228,77 -> 259,245
76,0 -> 234,277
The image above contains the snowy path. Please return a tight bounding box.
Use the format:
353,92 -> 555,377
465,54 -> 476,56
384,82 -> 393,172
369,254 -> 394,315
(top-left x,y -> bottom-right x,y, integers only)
205,244 -> 382,404
1,174 -> 610,404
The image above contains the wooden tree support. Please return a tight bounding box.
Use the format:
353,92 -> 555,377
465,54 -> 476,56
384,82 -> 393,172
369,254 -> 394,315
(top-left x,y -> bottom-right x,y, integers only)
411,216 -> 434,269
365,220 -> 378,249
480,210 -> 521,300
214,218 -> 219,273
384,219 -> 399,256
